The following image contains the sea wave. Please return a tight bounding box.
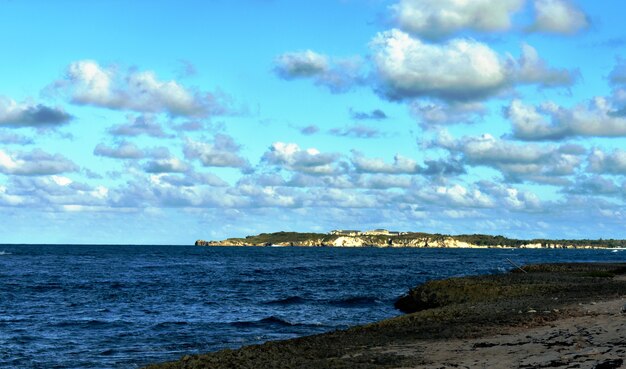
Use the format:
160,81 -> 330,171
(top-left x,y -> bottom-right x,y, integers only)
327,295 -> 381,307
230,316 -> 323,328
263,296 -> 307,305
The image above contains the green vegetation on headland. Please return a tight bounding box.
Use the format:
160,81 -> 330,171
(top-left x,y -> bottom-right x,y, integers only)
144,263 -> 626,369
195,230 -> 626,249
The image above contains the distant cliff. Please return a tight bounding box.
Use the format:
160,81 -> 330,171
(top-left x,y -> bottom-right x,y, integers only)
195,231 -> 626,249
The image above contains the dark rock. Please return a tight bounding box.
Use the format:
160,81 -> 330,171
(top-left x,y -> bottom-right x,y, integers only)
594,359 -> 623,369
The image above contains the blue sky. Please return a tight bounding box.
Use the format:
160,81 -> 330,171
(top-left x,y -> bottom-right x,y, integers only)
2,0 -> 626,244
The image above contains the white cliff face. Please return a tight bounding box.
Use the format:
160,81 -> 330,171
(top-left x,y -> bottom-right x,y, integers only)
521,243 -> 543,249
332,237 -> 366,247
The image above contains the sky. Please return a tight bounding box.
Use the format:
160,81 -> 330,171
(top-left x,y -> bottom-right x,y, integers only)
2,0 -> 626,244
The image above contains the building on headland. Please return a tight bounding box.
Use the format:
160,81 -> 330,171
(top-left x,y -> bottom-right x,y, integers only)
363,229 -> 407,236
329,229 -> 361,236
329,229 -> 406,237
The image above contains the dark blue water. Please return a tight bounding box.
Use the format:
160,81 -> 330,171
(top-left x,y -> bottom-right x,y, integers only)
0,245 -> 624,368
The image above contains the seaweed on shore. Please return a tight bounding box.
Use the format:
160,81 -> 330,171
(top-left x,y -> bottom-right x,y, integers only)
143,263 -> 626,369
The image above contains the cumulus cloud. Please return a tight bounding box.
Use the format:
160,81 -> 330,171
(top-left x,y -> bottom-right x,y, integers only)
505,98 -> 626,141
50,60 -> 230,117
565,175 -> 621,196
0,184 -> 24,206
94,141 -> 171,161
355,174 -> 413,189
262,142 -> 341,175
1,175 -> 110,210
528,0 -> 589,34
158,171 -> 228,188
0,132 -> 34,145
410,101 -> 486,127
478,181 -> 543,211
422,157 -> 466,176
609,58 -> 626,86
587,148 -> 626,175
300,125 -> 319,135
143,157 -> 190,174
390,0 -> 524,40
328,125 -> 383,139
371,30 -> 507,101
183,134 -> 250,169
431,184 -> 494,208
108,115 -> 171,138
0,97 -> 72,128
274,50 -> 364,93
93,141 -> 144,159
350,108 -> 388,121
351,151 -> 419,174
513,43 -> 579,88
0,149 -> 78,176
370,30 -> 577,102
435,132 -> 584,182
274,50 -> 328,78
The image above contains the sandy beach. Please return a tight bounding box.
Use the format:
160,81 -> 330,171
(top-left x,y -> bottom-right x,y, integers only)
376,296 -> 626,368
145,264 -> 626,369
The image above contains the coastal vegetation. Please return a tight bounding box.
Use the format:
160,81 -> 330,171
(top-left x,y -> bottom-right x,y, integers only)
195,230 -> 626,249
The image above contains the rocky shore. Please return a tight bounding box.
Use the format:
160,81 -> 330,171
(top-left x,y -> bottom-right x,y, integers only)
195,231 -> 626,249
144,263 -> 626,369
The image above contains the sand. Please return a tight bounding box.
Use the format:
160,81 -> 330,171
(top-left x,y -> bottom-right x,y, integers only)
376,297 -> 626,368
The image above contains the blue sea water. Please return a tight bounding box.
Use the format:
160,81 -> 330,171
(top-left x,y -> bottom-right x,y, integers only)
0,245 -> 624,368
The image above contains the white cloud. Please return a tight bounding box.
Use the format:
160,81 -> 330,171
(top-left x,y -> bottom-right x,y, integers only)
274,50 -> 329,78
355,174 -> 413,189
108,114 -> 171,138
513,43 -> 578,87
328,125 -> 383,139
391,0 -> 524,39
434,184 -> 494,208
93,141 -> 144,159
144,157 -> 190,174
274,51 -> 364,93
0,185 -> 24,206
0,132 -> 33,145
0,96 -> 72,128
370,29 -> 507,101
435,132 -> 584,182
479,181 -> 542,211
505,98 -> 626,140
183,134 -> 250,169
609,58 -> 626,87
566,175 -> 621,196
0,149 -> 78,176
262,142 -> 340,175
350,108 -> 388,121
587,149 -> 626,175
52,60 -> 230,117
529,0 -> 589,34
410,101 -> 486,127
351,151 -> 419,174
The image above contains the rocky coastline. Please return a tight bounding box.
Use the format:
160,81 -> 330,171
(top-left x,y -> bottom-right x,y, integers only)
195,230 -> 626,249
144,262 -> 626,369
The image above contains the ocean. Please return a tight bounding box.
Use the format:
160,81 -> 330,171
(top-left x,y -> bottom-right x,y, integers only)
0,245 -> 623,368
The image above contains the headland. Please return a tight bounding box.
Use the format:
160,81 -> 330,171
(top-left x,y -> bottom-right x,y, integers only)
196,229 -> 626,249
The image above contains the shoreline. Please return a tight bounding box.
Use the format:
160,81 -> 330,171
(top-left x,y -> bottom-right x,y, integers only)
144,263 -> 626,369
200,244 -> 626,250
196,231 -> 626,249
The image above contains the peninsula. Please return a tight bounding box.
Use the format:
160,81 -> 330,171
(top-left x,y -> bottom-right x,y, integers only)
195,229 -> 626,249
